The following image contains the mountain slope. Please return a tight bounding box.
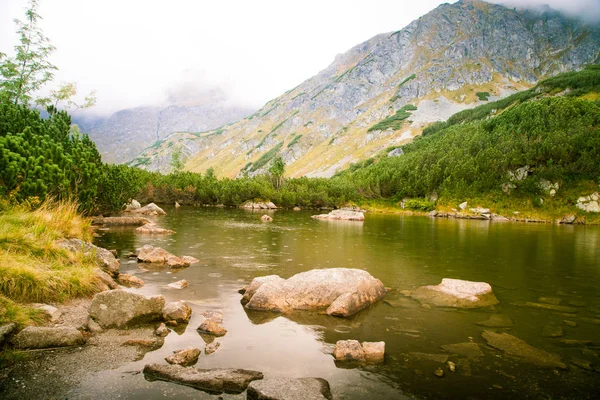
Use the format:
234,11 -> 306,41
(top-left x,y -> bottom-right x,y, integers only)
77,91 -> 254,164
132,0 -> 600,176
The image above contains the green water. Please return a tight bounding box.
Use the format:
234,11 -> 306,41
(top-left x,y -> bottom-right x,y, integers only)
86,206 -> 600,399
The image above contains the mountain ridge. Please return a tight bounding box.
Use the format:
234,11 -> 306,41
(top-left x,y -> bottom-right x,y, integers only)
129,0 -> 600,177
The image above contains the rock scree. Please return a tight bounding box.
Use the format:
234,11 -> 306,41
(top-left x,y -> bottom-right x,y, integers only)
410,278 -> 499,308
247,377 -> 333,400
242,268 -> 386,317
88,289 -> 165,328
142,364 -> 263,394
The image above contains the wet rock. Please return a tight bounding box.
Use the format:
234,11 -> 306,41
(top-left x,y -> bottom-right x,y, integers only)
311,209 -> 364,221
163,301 -> 192,324
560,215 -> 576,224
94,268 -> 119,290
260,214 -> 273,222
558,339 -> 600,347
247,377 -> 332,400
143,364 -> 263,394
135,223 -> 175,235
117,273 -> 145,288
538,297 -> 562,305
482,330 -> 566,369
241,201 -> 278,210
407,352 -> 449,363
567,300 -> 587,307
240,275 -> 285,305
384,298 -> 419,308
541,325 -> 564,338
137,245 -> 190,268
571,358 -> 594,371
293,207 -> 301,211
168,279 -> 189,289
410,278 -> 499,308
201,310 -> 224,323
205,341 -> 221,355
512,301 -> 578,313
124,199 -> 141,211
581,348 -> 598,358
181,256 -> 200,265
89,289 -> 165,328
57,238 -> 120,277
91,216 -> 151,226
127,202 -> 166,215
197,319 -> 227,337
243,268 -> 386,317
475,314 -> 513,327
440,342 -> 484,359
447,361 -> 456,372
0,323 -> 17,346
31,303 -> 61,323
165,348 -> 201,366
456,358 -> 472,376
333,340 -> 365,362
155,323 -> 169,337
362,341 -> 385,364
434,368 -> 444,378
12,326 -> 85,349
166,255 -> 190,268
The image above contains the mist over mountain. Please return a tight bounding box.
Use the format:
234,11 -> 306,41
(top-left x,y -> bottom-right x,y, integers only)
126,0 -> 600,176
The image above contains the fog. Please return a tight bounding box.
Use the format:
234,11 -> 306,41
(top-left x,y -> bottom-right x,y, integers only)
488,0 -> 600,22
0,0 -> 598,115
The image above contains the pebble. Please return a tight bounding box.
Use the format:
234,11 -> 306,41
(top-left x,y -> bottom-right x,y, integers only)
434,368 -> 444,378
447,361 -> 456,372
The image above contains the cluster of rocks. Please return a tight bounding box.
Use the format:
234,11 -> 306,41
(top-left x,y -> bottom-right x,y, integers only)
240,268 -> 386,317
137,244 -> 199,268
576,192 -> 600,213
241,201 -> 278,210
123,200 -> 167,215
312,209 -> 365,221
429,206 -> 509,222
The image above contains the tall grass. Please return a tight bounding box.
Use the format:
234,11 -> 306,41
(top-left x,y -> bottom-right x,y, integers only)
0,200 -> 103,324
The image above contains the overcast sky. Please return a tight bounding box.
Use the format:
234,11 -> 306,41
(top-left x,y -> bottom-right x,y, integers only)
0,0 -> 598,115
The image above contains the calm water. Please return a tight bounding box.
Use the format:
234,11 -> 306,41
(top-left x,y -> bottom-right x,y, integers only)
84,206 -> 600,399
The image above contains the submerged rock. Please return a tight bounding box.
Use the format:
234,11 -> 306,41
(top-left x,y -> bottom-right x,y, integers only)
143,364 -> 263,394
137,244 -> 191,268
410,278 -> 499,308
541,324 -> 564,338
311,209 -> 364,221
117,273 -> 145,287
89,289 -> 165,328
135,223 -> 175,235
407,352 -> 449,363
165,348 -> 201,366
440,342 -> 484,359
512,301 -> 578,313
12,326 -> 85,349
91,216 -> 151,226
261,214 -> 273,222
482,330 -> 566,369
475,314 -> 513,327
243,268 -> 386,317
163,301 -> 192,324
168,279 -> 189,289
247,377 -> 332,400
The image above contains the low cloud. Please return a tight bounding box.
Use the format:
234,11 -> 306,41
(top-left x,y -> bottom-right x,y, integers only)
487,0 -> 600,23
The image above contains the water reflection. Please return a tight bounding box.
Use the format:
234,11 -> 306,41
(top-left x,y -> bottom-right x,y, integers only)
91,207 -> 600,399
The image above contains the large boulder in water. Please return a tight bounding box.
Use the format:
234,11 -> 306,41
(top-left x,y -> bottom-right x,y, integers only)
89,289 -> 165,328
143,364 -> 263,394
409,278 -> 499,308
247,377 -> 332,400
243,268 -> 386,317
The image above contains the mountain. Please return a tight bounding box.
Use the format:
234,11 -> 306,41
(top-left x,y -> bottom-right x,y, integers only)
131,0 -> 600,176
75,88 -> 255,164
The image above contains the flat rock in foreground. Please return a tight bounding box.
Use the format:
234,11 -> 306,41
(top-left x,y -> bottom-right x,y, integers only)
89,289 -> 165,328
410,278 -> 499,308
482,330 -> 566,369
247,377 -> 332,400
143,364 -> 263,394
12,326 -> 85,349
243,268 -> 386,317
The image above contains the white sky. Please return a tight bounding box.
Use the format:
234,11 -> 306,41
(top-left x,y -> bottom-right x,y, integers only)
1,0 -> 598,115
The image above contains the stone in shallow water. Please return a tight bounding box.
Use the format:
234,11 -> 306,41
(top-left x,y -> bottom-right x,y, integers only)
163,301 -> 192,324
247,377 -> 332,400
165,348 -> 201,366
410,278 -> 499,308
475,314 -> 513,327
168,279 -> 189,289
243,268 -> 386,317
333,340 -> 365,362
512,301 -> 578,313
197,319 -> 227,337
205,341 -> 221,355
482,330 -> 566,369
538,296 -> 562,305
143,364 -> 263,394
362,341 -> 385,364
440,342 -> 484,359
541,325 -> 564,338
407,352 -> 449,363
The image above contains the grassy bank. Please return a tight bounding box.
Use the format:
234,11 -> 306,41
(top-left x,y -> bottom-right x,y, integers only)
0,200 -> 102,326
